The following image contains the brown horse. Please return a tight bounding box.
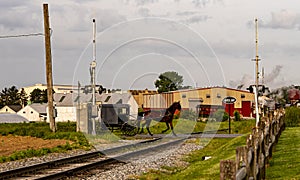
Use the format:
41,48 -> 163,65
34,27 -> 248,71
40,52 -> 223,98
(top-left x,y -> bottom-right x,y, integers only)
137,101 -> 181,136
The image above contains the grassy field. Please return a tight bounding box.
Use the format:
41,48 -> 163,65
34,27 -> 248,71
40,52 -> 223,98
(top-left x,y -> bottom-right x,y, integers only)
139,118 -> 256,135
266,127 -> 300,179
138,135 -> 248,180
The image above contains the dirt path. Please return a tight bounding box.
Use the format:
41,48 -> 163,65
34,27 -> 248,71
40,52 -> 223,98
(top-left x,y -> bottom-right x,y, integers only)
0,135 -> 71,156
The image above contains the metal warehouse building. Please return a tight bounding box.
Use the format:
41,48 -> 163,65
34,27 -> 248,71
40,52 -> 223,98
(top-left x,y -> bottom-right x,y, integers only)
143,87 -> 255,118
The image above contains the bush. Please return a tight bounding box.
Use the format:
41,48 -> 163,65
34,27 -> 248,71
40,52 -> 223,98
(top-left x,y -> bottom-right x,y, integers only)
57,122 -> 76,132
234,110 -> 241,121
285,107 -> 300,127
212,109 -> 229,122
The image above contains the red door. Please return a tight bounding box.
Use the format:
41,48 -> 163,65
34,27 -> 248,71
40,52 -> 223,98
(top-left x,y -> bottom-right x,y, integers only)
242,101 -> 251,117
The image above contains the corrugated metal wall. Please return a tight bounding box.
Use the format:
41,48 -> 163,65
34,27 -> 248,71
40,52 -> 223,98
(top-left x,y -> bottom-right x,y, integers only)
143,93 -> 173,109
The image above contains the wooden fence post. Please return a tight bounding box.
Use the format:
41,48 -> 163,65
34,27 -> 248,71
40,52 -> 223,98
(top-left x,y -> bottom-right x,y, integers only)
220,160 -> 236,180
220,111 -> 285,180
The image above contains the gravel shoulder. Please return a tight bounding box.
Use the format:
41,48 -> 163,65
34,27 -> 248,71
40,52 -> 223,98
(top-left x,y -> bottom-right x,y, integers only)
84,138 -> 202,180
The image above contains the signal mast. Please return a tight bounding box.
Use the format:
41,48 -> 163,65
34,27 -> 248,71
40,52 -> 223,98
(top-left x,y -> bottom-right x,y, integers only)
252,18 -> 260,89
90,19 -> 97,106
252,18 -> 261,127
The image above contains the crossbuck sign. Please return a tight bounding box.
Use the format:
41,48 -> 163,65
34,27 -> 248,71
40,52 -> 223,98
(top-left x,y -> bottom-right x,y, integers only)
222,96 -> 236,104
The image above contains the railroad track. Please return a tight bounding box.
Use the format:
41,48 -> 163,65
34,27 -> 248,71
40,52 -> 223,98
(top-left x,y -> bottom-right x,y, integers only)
0,137 -> 186,180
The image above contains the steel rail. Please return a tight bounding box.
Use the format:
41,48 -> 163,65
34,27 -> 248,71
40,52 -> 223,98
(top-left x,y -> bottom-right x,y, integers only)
34,137 -> 187,180
0,137 -> 162,180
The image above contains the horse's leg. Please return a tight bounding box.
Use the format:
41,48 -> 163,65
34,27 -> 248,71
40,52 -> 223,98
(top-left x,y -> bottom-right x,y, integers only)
146,119 -> 153,136
162,122 -> 170,133
137,119 -> 141,134
170,121 -> 176,136
140,120 -> 146,133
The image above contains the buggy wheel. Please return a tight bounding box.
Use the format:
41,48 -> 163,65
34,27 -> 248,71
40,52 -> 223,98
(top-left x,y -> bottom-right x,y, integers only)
121,122 -> 137,136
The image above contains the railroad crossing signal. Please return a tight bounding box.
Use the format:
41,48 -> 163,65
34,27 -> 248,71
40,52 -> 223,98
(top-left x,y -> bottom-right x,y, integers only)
222,96 -> 236,134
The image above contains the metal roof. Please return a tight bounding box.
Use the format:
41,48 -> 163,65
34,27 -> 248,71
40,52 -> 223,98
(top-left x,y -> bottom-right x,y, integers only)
28,103 -> 47,114
0,114 -> 29,123
53,92 -> 134,106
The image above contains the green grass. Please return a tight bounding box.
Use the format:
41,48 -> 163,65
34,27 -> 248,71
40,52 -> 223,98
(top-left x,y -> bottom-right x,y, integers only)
137,118 -> 255,135
266,127 -> 300,179
137,135 -> 247,180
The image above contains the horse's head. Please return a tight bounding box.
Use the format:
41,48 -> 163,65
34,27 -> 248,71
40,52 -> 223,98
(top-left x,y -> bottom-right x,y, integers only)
172,101 -> 181,111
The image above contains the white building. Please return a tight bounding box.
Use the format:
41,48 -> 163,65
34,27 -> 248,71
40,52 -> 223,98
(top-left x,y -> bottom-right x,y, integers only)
0,105 -> 22,114
21,83 -> 78,96
17,103 -> 47,122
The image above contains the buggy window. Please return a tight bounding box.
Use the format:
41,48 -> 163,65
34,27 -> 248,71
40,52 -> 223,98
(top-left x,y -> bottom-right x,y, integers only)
118,108 -> 127,115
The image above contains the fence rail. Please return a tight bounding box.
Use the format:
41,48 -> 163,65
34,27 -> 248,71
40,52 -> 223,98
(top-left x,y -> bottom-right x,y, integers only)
220,110 -> 285,180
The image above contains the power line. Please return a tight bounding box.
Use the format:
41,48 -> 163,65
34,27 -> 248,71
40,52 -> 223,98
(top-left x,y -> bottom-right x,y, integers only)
0,32 -> 44,39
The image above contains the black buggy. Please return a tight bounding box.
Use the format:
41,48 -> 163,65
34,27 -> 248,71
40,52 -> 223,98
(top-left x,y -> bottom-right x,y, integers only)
100,104 -> 137,136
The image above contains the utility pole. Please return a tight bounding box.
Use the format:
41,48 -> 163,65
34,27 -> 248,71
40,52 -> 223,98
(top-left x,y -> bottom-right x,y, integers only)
43,4 -> 55,132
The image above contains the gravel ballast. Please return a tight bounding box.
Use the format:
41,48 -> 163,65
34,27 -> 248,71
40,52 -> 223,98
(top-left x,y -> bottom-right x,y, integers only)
85,139 -> 203,180
0,139 -> 203,179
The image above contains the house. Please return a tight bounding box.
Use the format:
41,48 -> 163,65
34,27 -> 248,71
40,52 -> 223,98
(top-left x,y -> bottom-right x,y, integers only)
0,114 -> 29,123
17,103 -> 47,122
52,93 -> 102,122
0,105 -> 22,114
52,92 -> 139,122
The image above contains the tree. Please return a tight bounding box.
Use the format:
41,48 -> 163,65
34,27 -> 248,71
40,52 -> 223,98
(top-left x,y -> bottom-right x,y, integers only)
154,71 -> 184,93
0,86 -> 21,108
30,88 -> 48,103
19,88 -> 28,107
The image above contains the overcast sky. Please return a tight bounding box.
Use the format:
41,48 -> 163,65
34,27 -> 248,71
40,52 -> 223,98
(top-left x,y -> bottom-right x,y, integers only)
0,0 -> 299,91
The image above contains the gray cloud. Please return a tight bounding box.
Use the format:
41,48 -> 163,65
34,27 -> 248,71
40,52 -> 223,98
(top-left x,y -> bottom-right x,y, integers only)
211,40 -> 252,59
176,11 -> 198,16
135,0 -> 158,6
51,5 -> 127,32
138,8 -> 150,17
192,0 -> 223,8
137,7 -> 169,17
183,15 -> 211,24
247,10 -> 300,30
95,10 -> 127,31
0,4 -> 42,31
0,1 -> 29,8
